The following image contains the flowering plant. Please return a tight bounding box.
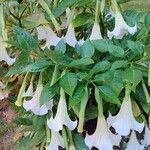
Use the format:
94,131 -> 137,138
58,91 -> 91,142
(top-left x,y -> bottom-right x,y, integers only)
0,0 -> 150,149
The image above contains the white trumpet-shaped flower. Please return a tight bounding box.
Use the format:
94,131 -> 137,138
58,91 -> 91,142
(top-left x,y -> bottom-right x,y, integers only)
127,131 -> 144,150
0,36 -> 15,65
85,116 -> 121,150
23,82 -> 33,97
107,11 -> 137,39
64,23 -> 77,47
90,22 -> 102,40
47,88 -> 77,132
0,89 -> 9,100
141,126 -> 150,147
107,95 -> 144,136
46,131 -> 65,150
37,26 -> 61,49
23,83 -> 53,116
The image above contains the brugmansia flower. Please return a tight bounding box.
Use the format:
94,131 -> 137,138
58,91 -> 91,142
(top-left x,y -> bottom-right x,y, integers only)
23,81 -> 33,97
37,26 -> 61,49
107,95 -> 144,136
141,126 -> 150,147
23,75 -> 53,116
85,86 -> 121,150
126,131 -> 144,150
85,116 -> 121,150
64,23 -> 77,47
0,36 -> 15,65
47,88 -> 77,132
46,131 -> 65,150
107,7 -> 137,39
90,23 -> 102,40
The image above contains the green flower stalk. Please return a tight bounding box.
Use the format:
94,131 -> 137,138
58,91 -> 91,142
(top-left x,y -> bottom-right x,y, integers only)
148,64 -> 150,87
77,86 -> 88,133
38,0 -> 60,31
142,81 -> 150,103
15,72 -> 30,106
67,128 -> 76,150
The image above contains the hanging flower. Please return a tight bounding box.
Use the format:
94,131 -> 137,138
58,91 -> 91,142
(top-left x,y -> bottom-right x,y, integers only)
0,36 -> 15,65
47,88 -> 77,132
85,116 -> 121,150
37,26 -> 61,49
64,23 -> 77,47
107,95 -> 144,136
126,130 -> 144,150
107,10 -> 137,39
90,22 -> 102,40
23,80 -> 53,116
141,126 -> 150,147
0,89 -> 9,100
23,82 -> 33,97
46,131 -> 65,150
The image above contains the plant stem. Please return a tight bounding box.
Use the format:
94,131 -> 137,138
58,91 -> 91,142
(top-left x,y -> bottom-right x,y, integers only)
39,0 -> 60,31
95,0 -> 100,23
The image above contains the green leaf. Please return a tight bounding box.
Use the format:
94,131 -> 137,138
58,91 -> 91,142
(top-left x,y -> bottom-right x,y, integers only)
127,40 -> 144,60
99,85 -> 120,105
92,39 -> 124,57
123,68 -> 143,90
52,0 -> 77,17
69,85 -> 86,108
16,136 -> 32,150
73,134 -> 89,150
33,116 -> 46,130
12,26 -> 38,51
40,81 -> 59,106
80,39 -> 95,58
23,59 -> 52,72
14,117 -> 32,126
145,12 -> 150,31
72,12 -> 94,27
55,39 -> 66,54
60,73 -> 77,96
91,39 -> 113,52
69,58 -> 94,68
30,128 -> 46,147
111,60 -> 129,70
90,60 -> 110,75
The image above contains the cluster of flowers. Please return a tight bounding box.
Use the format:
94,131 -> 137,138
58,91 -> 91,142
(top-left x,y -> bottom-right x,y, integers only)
0,0 -> 149,149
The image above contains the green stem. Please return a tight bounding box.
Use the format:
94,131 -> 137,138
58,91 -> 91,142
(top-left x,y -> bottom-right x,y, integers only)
142,81 -> 150,103
15,73 -> 30,106
95,0 -> 100,23
95,86 -> 103,117
110,0 -> 120,12
62,127 -> 69,150
148,64 -> 150,86
77,86 -> 88,133
50,65 -> 59,86
39,0 -> 60,31
125,83 -> 131,99
46,117 -> 51,144
53,0 -> 59,7
0,4 -> 7,40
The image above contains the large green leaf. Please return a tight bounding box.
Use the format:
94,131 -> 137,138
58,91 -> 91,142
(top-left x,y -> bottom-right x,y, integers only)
123,67 -> 143,90
111,60 -> 129,70
92,39 -> 124,57
90,60 -> 110,75
69,57 -> 94,68
60,73 -> 77,96
80,39 -> 95,58
40,81 -> 59,106
99,85 -> 120,105
12,26 -> 38,51
73,134 -> 89,150
69,84 -> 86,108
72,12 -> 94,27
145,12 -> 150,31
